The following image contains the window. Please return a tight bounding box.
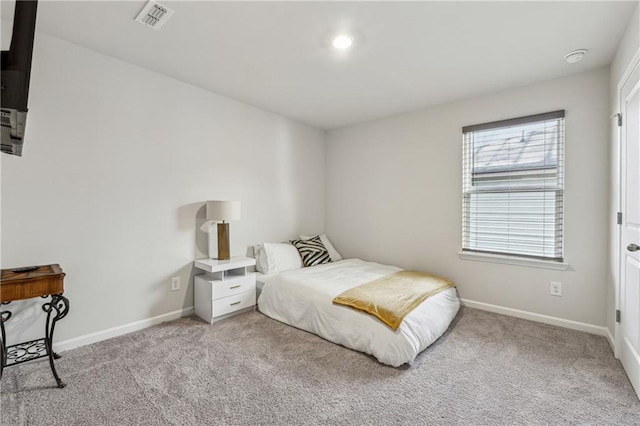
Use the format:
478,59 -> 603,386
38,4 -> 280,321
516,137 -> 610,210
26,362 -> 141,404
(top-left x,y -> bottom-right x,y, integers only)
462,110 -> 564,262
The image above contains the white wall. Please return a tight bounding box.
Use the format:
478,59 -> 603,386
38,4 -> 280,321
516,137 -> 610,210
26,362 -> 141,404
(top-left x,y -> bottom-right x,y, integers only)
1,29 -> 325,345
607,5 -> 640,338
326,67 -> 610,327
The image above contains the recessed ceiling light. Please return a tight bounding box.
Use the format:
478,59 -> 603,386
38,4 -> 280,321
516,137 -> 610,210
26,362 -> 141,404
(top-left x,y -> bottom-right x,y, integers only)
332,35 -> 353,50
564,49 -> 588,64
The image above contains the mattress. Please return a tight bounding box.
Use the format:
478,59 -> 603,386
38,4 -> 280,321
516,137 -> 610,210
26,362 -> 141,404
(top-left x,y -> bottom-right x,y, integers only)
257,258 -> 460,367
256,273 -> 280,300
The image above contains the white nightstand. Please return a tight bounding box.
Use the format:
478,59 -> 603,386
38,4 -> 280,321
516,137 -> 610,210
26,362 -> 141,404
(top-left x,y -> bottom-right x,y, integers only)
193,256 -> 257,324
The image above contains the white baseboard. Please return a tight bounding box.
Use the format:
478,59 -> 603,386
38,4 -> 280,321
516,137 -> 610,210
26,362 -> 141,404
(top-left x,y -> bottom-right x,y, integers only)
54,306 -> 194,353
53,301 -> 611,353
460,298 -> 608,337
606,328 -> 616,352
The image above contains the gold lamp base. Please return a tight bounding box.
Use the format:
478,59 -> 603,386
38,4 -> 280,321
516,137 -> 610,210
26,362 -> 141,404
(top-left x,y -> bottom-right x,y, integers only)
217,222 -> 230,260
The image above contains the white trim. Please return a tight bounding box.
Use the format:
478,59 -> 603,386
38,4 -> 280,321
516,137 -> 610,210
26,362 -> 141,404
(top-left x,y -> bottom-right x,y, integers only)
617,49 -> 640,94
606,328 -> 616,353
460,298 -> 608,337
614,48 -> 640,360
458,251 -> 569,271
53,306 -> 194,353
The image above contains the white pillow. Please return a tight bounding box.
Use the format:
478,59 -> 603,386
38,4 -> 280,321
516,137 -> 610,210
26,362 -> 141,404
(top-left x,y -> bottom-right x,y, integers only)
299,234 -> 343,262
256,242 -> 303,275
253,244 -> 269,274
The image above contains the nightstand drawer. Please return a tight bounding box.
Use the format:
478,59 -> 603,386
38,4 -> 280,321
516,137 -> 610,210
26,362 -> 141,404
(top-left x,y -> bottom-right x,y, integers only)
212,275 -> 255,300
213,290 -> 256,317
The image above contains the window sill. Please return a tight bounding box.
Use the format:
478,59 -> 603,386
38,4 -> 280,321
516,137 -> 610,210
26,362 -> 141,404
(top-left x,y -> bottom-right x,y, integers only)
457,251 -> 569,271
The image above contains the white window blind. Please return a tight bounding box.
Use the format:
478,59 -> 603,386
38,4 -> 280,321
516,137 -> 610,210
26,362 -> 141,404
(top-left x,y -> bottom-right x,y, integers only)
462,110 -> 565,261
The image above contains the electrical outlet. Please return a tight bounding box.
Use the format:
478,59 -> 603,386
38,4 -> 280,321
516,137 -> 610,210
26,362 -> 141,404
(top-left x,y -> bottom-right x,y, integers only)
171,277 -> 181,292
550,281 -> 562,297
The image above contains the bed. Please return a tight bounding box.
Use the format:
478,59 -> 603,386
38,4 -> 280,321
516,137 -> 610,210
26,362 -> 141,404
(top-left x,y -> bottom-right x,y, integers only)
257,257 -> 460,367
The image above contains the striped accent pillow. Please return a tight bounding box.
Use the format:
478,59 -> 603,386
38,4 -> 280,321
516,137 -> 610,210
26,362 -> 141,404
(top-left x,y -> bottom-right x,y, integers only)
290,236 -> 332,267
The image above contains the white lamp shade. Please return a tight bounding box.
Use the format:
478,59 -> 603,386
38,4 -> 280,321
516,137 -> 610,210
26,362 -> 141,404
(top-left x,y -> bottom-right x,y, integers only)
206,200 -> 241,222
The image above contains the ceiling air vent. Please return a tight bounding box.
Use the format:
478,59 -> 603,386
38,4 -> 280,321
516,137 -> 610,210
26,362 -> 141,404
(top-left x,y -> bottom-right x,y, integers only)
134,1 -> 174,30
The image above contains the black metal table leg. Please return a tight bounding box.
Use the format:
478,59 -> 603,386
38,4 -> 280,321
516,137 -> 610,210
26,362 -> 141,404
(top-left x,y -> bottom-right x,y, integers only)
42,294 -> 69,388
0,305 -> 11,380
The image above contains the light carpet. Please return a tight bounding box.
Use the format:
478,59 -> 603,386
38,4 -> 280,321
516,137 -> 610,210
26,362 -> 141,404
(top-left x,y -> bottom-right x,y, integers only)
1,307 -> 638,425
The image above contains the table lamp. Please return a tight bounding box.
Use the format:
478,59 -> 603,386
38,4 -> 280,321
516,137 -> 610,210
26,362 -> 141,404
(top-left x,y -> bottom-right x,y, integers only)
206,201 -> 241,260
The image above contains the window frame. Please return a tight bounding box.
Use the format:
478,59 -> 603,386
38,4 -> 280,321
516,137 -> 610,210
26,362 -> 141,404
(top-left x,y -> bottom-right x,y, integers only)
460,110 -> 567,268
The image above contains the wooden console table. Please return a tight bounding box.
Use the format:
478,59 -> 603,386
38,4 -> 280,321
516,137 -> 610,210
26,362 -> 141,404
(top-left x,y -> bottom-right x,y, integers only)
0,264 -> 70,388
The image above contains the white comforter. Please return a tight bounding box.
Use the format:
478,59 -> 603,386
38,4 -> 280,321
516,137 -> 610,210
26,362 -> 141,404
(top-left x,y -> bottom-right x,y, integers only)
257,259 -> 460,367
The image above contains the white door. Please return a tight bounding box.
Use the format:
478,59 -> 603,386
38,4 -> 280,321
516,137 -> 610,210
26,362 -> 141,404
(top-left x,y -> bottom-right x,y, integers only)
620,58 -> 640,399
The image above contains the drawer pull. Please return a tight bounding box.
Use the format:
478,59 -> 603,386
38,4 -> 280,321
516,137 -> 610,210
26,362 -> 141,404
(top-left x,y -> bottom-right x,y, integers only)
230,301 -> 241,306
229,285 -> 241,289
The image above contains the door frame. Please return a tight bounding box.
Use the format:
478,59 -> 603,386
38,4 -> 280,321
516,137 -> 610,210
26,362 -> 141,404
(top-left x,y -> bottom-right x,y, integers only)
615,49 -> 640,359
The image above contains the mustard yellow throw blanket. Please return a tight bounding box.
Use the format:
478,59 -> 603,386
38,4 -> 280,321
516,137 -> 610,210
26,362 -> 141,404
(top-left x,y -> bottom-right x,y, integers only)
332,271 -> 456,331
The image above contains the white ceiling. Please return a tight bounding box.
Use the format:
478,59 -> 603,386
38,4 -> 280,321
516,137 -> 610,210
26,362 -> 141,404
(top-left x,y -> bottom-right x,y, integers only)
2,1 -> 638,129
